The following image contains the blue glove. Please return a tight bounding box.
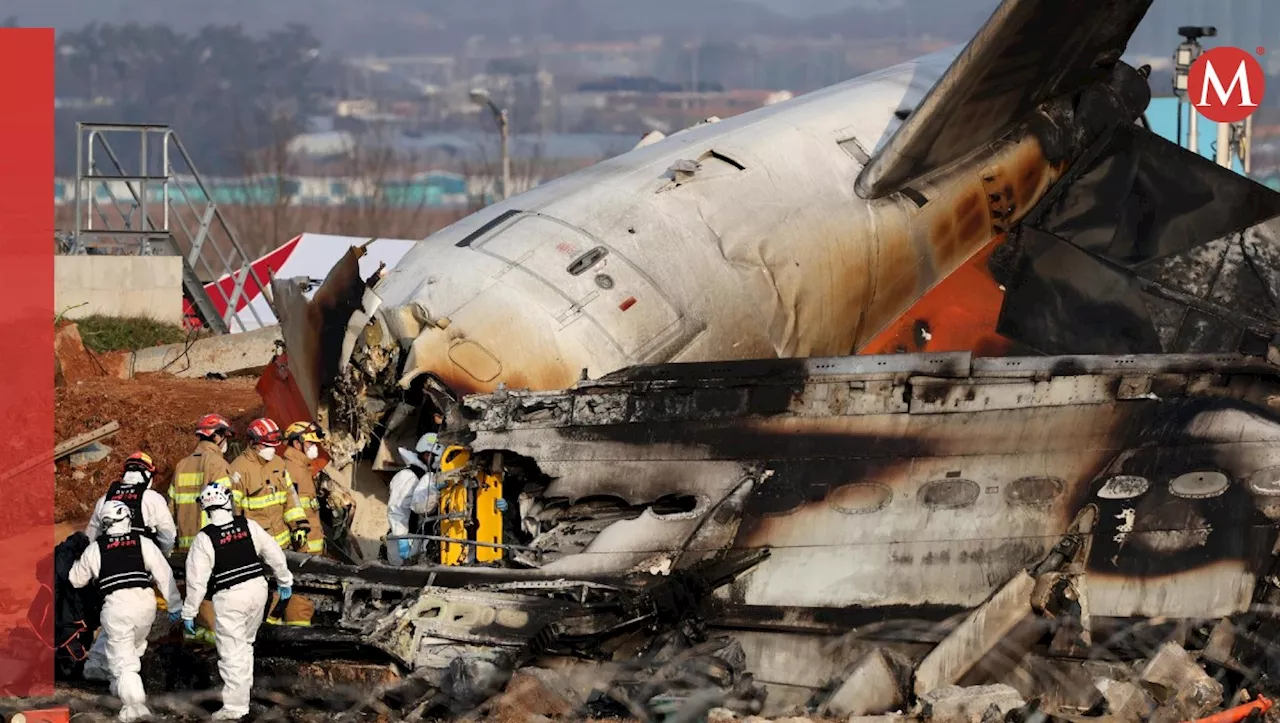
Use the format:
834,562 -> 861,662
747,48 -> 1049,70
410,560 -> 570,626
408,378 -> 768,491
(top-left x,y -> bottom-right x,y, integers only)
397,539 -> 412,561
494,498 -> 509,512
278,585 -> 292,600
168,611 -> 182,624
182,618 -> 195,635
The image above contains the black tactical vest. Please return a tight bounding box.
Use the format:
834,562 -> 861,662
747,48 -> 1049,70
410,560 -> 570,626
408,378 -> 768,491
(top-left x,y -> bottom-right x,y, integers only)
97,532 -> 152,595
104,481 -> 157,541
202,517 -> 266,595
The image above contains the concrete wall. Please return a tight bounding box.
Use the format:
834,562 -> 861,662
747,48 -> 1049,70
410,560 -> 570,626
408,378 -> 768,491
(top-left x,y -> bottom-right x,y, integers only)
55,256 -> 185,325
127,325 -> 281,379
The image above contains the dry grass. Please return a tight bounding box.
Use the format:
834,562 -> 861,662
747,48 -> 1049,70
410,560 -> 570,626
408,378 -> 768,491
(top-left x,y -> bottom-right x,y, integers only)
62,314 -> 190,353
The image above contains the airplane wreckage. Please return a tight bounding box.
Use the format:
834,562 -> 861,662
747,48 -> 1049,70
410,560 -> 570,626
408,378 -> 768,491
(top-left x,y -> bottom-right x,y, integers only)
53,0 -> 1280,718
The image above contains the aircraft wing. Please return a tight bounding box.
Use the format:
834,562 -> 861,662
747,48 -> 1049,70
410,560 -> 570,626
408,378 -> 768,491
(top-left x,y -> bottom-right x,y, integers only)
856,0 -> 1153,200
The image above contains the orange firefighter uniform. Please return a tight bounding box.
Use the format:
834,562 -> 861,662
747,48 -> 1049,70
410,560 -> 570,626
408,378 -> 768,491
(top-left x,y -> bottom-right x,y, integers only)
233,418 -> 314,625
170,444 -> 233,551
282,421 -> 329,556
169,414 -> 237,645
281,447 -> 325,555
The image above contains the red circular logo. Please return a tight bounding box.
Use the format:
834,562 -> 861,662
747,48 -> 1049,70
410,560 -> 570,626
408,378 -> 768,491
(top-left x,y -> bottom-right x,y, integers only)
1188,46 -> 1266,123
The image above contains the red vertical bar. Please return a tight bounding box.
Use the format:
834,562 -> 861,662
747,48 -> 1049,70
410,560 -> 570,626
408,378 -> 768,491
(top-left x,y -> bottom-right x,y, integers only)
0,28 -> 56,698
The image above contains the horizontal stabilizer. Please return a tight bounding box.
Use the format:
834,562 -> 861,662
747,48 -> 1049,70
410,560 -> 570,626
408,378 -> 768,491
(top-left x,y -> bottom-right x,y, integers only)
856,0 -> 1153,200
995,124 -> 1280,356
1026,122 -> 1280,266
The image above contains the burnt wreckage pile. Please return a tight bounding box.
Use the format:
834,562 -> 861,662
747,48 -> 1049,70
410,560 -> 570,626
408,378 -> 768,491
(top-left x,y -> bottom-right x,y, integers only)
60,349 -> 1280,722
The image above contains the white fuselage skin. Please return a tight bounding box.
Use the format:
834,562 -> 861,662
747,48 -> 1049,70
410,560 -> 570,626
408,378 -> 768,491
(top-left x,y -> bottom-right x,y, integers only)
372,45 -> 1062,398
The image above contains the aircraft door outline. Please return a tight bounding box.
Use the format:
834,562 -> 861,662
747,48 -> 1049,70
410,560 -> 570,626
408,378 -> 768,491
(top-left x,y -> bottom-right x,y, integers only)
469,210 -> 696,363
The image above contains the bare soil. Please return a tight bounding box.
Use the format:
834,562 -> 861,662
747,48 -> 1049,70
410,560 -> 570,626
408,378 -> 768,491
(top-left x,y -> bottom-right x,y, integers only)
54,374 -> 264,523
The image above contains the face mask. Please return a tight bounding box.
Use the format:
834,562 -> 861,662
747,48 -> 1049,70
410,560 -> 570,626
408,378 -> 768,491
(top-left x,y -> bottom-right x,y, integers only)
122,470 -> 147,486
305,444 -> 319,460
257,446 -> 276,462
220,440 -> 229,454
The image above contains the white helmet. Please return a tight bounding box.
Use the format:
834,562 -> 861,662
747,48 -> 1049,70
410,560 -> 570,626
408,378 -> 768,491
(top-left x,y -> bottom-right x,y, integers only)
100,500 -> 133,535
199,482 -> 233,512
415,432 -> 444,460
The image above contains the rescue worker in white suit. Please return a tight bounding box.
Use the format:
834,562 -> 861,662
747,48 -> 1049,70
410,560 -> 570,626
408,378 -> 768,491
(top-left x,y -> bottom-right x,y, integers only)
181,483 -> 294,721
68,500 -> 183,722
386,432 -> 444,565
81,451 -> 178,682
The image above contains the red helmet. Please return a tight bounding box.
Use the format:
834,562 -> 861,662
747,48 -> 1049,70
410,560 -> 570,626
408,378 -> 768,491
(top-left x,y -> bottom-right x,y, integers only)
195,413 -> 234,438
123,451 -> 156,474
246,418 -> 283,447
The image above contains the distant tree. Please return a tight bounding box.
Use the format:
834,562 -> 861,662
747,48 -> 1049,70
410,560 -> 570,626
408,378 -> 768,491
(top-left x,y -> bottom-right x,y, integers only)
322,124 -> 440,239
53,22 -> 335,176
231,121 -> 448,256
231,112 -> 305,257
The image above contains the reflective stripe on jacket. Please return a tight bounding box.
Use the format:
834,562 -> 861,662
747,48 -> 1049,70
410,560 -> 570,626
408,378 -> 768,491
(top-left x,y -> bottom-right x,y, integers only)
229,450 -> 305,550
282,446 -> 325,556
168,440 -> 232,552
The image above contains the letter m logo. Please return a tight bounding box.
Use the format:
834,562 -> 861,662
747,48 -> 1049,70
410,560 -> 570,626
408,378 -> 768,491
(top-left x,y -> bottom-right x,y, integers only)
1189,46 -> 1267,123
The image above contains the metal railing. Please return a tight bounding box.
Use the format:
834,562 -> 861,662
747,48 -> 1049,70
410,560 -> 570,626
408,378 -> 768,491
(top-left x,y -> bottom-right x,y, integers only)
70,122 -> 275,334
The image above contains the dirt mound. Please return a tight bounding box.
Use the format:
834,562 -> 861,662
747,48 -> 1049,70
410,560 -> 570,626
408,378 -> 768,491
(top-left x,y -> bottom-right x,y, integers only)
54,374 -> 264,523
53,321 -> 131,386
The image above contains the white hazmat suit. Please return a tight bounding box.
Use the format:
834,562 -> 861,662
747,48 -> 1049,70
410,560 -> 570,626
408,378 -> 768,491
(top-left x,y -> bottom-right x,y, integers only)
386,442 -> 441,566
84,484 -> 178,553
82,471 -> 179,681
182,485 -> 293,721
69,502 -> 182,723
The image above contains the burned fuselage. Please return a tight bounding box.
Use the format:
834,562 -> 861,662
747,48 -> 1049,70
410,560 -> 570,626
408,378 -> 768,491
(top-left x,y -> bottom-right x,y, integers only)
267,350 -> 1280,716
266,1 -> 1280,564
270,38 -> 1158,476
253,0 -> 1280,709
445,351 -> 1280,623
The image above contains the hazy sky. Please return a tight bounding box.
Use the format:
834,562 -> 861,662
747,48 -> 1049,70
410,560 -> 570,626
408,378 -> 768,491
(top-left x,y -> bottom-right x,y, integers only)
739,0 -> 899,17
11,0 -> 1272,71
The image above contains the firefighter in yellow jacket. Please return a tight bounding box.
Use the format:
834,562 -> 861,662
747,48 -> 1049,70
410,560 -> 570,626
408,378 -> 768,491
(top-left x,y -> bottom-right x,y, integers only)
168,414 -> 235,645
169,414 -> 235,553
229,417 -> 314,625
282,422 -> 327,556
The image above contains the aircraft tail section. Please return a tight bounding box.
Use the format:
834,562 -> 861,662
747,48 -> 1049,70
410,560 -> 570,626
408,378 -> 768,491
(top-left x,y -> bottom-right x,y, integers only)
856,0 -> 1153,200
993,123 -> 1280,356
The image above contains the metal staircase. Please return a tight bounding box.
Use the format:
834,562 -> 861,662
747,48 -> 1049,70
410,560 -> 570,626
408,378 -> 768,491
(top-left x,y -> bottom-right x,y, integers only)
69,122 -> 273,334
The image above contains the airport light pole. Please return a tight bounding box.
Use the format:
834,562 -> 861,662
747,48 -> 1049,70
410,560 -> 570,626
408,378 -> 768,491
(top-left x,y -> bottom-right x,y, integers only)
470,88 -> 511,201
1173,26 -> 1216,157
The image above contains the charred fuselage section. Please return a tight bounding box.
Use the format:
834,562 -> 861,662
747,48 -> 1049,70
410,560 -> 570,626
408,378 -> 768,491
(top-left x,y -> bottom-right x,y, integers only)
251,350 -> 1280,716
448,352 -> 1280,616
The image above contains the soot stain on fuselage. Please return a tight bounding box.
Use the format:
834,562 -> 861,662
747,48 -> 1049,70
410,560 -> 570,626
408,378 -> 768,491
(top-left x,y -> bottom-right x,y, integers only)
550,374 -> 1280,582
1082,396 -> 1280,578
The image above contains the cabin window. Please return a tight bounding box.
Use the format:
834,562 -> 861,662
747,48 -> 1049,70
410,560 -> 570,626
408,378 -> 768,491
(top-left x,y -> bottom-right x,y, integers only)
828,482 -> 892,515
1168,471 -> 1229,499
919,478 -> 980,510
1097,475 -> 1149,500
1005,476 -> 1064,507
